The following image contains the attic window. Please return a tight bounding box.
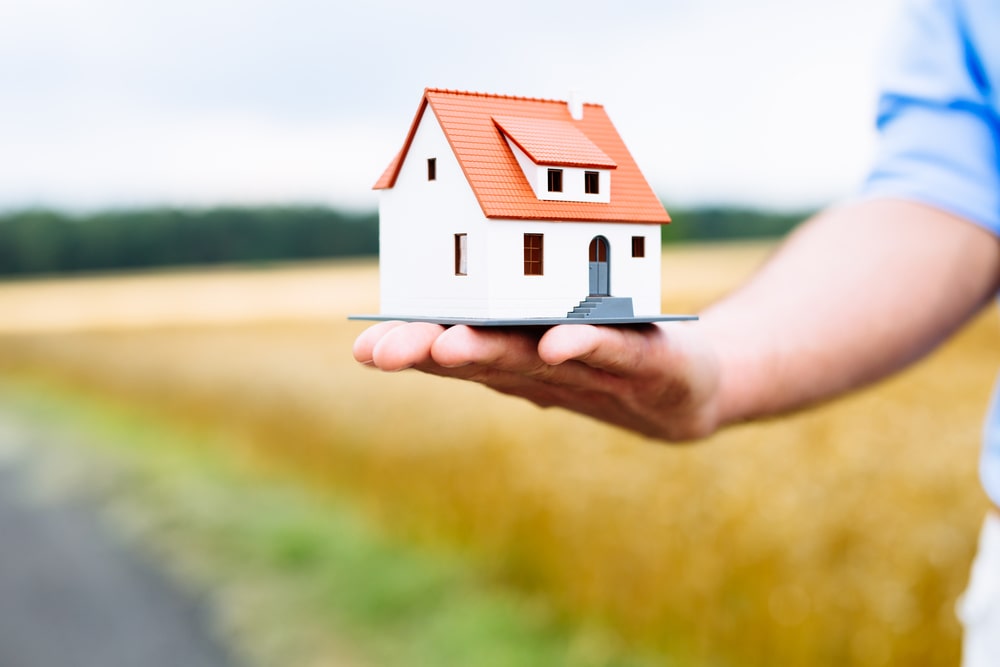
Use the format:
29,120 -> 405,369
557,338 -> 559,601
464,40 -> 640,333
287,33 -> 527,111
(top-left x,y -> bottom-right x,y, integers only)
585,171 -> 600,194
632,236 -> 645,258
427,158 -> 437,181
523,233 -> 543,275
547,169 -> 563,193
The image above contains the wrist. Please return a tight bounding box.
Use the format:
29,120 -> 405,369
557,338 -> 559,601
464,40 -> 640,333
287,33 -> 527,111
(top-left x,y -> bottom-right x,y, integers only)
694,312 -> 778,428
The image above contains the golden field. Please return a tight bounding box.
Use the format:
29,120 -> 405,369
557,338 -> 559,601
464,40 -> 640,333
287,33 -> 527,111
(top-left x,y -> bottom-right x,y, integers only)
0,242 -> 995,666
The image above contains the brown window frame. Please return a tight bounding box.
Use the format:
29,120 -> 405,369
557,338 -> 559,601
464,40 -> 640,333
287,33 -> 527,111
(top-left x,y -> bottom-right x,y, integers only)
454,233 -> 467,275
523,233 -> 544,275
631,236 -> 645,258
584,171 -> 600,194
546,168 -> 563,193
427,157 -> 437,181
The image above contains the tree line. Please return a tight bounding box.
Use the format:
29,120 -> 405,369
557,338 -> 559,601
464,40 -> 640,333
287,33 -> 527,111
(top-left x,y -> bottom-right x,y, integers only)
0,207 -> 378,277
663,207 -> 808,243
0,205 -> 808,278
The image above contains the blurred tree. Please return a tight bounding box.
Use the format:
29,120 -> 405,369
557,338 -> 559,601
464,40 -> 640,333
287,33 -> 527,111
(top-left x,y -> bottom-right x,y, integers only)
0,207 -> 379,277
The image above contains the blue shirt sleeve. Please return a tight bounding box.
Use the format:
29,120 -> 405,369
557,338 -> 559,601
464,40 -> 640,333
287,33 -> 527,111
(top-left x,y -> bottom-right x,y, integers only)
861,0 -> 1000,236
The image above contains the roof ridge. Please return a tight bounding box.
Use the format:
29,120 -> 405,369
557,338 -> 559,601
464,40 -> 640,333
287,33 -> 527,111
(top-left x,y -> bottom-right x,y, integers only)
423,87 -> 603,107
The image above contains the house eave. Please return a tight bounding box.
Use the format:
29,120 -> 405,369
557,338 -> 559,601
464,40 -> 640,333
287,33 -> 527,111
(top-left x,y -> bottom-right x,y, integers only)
483,212 -> 671,224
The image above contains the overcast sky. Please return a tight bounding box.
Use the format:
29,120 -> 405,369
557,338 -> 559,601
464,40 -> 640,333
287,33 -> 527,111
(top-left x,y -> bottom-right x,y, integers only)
0,0 -> 901,213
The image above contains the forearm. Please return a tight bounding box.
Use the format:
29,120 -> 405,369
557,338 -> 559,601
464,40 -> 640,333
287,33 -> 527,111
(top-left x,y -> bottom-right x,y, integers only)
699,199 -> 1000,426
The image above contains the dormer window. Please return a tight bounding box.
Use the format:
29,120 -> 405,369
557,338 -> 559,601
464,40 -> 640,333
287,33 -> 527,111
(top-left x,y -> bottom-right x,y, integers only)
427,158 -> 436,181
585,171 -> 599,194
547,169 -> 563,193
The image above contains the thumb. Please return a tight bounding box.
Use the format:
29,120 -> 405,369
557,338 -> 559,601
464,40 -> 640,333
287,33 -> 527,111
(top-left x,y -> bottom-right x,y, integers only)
538,324 -> 663,376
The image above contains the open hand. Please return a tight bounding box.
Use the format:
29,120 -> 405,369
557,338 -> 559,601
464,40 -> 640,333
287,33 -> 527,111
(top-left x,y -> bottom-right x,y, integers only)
353,321 -> 722,442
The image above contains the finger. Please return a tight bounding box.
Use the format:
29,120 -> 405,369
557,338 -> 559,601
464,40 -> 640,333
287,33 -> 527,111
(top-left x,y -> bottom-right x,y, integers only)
353,321 -> 407,364
370,322 -> 446,371
538,323 -> 663,375
430,325 -> 629,394
431,325 -> 547,374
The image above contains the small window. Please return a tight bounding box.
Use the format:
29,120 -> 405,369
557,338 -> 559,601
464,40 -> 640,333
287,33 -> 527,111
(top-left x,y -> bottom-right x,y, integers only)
631,236 -> 645,258
454,233 -> 467,275
427,158 -> 437,181
585,171 -> 600,194
547,169 -> 563,193
524,233 -> 543,275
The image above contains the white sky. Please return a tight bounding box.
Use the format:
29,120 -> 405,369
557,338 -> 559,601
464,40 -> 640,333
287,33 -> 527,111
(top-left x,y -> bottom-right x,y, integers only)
0,0 -> 901,213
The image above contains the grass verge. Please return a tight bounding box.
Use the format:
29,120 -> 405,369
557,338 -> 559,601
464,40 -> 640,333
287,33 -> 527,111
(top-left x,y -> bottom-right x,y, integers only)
0,375 -> 658,667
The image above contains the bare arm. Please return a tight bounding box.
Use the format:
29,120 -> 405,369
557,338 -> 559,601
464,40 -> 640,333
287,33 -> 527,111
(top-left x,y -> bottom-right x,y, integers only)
705,198 -> 1000,425
353,198 -> 1000,441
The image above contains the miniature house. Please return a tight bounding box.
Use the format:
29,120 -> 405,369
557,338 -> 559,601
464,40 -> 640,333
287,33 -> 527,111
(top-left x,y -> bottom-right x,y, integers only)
372,88 -> 672,321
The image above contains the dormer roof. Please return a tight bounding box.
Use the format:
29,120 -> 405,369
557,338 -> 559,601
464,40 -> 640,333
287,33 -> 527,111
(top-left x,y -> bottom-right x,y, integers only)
373,88 -> 670,224
492,116 -> 616,169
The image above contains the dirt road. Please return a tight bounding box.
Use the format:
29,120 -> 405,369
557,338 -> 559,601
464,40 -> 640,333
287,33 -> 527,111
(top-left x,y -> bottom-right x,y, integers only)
0,418 -> 237,667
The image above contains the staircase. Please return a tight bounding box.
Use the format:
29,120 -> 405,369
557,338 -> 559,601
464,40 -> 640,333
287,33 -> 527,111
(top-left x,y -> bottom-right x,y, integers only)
567,296 -> 634,319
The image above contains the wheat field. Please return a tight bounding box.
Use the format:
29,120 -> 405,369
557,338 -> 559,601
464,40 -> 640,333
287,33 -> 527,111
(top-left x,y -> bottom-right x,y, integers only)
0,243 -> 995,666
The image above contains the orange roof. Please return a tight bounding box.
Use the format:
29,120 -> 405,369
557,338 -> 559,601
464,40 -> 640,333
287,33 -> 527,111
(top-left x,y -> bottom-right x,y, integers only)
373,88 -> 670,224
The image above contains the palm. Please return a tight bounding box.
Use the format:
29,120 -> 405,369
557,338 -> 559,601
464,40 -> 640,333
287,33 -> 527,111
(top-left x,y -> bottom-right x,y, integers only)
353,321 -> 720,442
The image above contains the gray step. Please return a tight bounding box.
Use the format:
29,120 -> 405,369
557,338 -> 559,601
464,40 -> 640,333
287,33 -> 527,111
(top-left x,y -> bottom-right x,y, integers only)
566,296 -> 634,319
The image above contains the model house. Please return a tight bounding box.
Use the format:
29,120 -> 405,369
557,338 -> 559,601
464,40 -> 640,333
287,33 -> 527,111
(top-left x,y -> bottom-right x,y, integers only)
371,88 -> 673,322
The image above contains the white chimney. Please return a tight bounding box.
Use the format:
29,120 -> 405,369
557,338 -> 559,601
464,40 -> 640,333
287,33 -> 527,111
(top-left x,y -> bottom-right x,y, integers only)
568,90 -> 583,120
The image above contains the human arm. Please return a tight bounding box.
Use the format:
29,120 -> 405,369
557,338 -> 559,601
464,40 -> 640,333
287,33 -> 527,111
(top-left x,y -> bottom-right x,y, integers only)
702,197 -> 1000,426
353,197 -> 1000,441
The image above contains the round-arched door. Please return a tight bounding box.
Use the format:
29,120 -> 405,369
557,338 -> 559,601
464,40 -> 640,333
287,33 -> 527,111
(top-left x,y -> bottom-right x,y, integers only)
588,236 -> 610,296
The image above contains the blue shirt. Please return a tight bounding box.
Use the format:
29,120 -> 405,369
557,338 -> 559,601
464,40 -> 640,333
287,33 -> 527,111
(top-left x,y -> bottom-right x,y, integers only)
860,0 -> 1000,505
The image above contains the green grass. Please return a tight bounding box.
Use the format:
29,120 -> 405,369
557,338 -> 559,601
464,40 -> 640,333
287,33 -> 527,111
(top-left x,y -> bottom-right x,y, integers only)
0,376 -> 657,667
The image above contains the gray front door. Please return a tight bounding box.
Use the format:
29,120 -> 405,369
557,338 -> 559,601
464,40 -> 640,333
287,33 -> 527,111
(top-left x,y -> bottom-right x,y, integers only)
588,236 -> 609,296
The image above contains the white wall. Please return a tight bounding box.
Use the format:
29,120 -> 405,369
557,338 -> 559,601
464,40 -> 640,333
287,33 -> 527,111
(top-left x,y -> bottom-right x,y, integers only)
607,225 -> 662,316
484,221 -> 662,318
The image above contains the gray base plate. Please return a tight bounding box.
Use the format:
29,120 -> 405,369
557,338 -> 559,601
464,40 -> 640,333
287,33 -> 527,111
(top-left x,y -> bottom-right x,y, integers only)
349,314 -> 698,327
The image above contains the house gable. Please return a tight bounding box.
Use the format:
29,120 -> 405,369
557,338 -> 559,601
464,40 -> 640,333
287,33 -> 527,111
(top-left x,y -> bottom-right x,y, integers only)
377,104 -> 491,317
